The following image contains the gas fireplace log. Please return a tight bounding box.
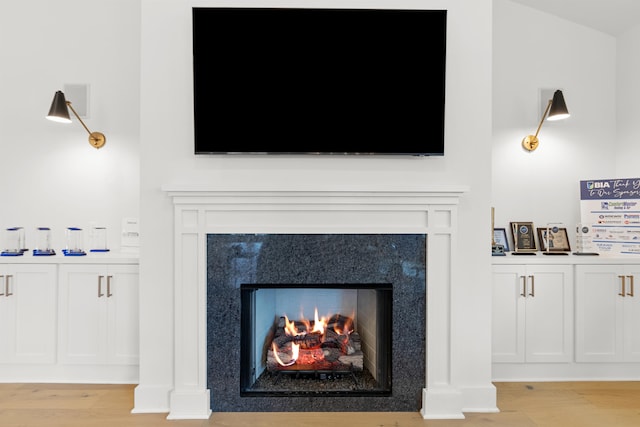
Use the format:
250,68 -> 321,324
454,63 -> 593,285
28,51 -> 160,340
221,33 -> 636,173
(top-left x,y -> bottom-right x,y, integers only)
350,332 -> 361,351
338,352 -> 364,370
324,331 -> 361,353
276,314 -> 355,335
261,316 -> 279,364
322,347 -> 341,362
266,348 -> 364,371
272,334 -> 294,348
327,314 -> 355,333
266,313 -> 364,371
271,331 -> 360,353
266,340 -> 364,371
276,316 -> 311,334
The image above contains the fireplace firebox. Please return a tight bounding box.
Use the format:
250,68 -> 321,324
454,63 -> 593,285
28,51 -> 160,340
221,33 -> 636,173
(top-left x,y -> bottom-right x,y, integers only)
240,283 -> 392,397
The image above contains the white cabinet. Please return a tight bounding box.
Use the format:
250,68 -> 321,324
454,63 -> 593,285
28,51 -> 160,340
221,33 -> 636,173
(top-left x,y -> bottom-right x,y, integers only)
575,264 -> 640,362
492,264 -> 573,363
58,264 -> 139,365
0,264 -> 57,363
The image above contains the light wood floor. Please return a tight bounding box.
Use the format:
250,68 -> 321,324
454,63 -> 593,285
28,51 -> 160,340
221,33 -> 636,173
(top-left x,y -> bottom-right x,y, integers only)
0,382 -> 639,426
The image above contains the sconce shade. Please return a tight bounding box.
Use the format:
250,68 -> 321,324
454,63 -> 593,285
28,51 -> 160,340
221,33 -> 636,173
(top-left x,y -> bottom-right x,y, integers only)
547,90 -> 570,121
46,91 -> 72,123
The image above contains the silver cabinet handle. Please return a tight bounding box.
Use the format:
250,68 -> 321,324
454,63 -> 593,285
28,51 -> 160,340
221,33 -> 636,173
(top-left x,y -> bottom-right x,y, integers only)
98,275 -> 104,297
628,275 -> 635,297
5,275 -> 12,297
528,275 -> 535,297
520,275 -> 527,297
107,275 -> 113,297
0,275 -> 4,296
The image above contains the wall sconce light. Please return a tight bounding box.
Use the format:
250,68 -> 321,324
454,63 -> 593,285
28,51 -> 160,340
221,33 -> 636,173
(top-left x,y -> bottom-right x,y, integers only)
46,90 -> 106,149
522,89 -> 570,152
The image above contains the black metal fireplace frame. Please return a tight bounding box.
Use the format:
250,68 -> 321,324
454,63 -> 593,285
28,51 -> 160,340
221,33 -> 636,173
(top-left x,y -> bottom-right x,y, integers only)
239,283 -> 393,397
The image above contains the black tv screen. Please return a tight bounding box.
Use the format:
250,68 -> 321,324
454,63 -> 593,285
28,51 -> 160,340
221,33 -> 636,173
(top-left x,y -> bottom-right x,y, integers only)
192,7 -> 447,156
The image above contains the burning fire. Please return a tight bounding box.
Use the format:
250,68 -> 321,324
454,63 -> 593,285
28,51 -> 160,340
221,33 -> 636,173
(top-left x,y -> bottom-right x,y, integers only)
271,307 -> 354,368
272,341 -> 299,366
334,315 -> 353,336
283,315 -> 301,337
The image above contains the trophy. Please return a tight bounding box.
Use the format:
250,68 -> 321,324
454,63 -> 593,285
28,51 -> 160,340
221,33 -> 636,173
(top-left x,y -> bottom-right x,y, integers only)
1,227 -> 26,256
510,221 -> 537,255
491,207 -> 505,256
573,223 -> 599,256
540,223 -> 570,255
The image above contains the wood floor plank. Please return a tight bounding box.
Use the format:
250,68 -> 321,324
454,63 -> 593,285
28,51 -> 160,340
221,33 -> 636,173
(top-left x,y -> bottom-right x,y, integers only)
0,382 -> 639,426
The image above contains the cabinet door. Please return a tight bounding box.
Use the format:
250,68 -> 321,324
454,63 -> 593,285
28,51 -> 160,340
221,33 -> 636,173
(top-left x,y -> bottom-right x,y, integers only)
0,264 -> 57,363
492,264 -> 573,363
492,265 -> 526,362
623,266 -> 640,361
575,265 -> 623,362
523,265 -> 573,363
58,265 -> 106,364
105,264 -> 139,365
58,264 -> 139,365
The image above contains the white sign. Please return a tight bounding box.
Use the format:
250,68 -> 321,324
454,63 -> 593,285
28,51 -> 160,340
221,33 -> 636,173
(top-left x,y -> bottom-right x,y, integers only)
579,178 -> 640,256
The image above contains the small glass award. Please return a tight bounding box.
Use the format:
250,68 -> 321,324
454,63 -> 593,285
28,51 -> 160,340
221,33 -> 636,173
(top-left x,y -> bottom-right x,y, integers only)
1,227 -> 26,256
33,227 -> 56,256
63,227 -> 86,256
573,223 -> 599,255
89,226 -> 109,252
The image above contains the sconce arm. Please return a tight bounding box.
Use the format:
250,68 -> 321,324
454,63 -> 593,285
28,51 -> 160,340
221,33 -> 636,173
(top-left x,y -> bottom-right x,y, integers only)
65,101 -> 106,149
533,99 -> 552,139
522,99 -> 552,152
66,101 -> 91,135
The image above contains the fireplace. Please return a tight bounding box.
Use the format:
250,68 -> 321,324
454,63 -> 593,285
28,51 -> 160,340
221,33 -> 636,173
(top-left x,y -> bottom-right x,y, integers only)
162,188 -> 470,419
207,233 -> 425,411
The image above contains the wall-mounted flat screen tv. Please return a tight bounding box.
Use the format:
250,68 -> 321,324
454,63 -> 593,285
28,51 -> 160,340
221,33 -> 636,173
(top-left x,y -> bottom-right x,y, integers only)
192,7 -> 447,156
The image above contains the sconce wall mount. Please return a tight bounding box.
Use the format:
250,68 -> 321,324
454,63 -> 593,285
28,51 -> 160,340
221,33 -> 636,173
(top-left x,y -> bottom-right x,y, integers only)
522,89 -> 570,152
46,90 -> 106,149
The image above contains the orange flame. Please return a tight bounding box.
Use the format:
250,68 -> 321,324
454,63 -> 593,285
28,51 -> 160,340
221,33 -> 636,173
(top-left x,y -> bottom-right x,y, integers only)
283,315 -> 303,336
311,307 -> 327,334
334,316 -> 354,335
272,341 -> 299,367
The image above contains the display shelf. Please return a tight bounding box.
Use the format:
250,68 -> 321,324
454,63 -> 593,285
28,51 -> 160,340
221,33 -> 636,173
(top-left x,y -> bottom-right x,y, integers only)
492,253 -> 640,265
0,252 -> 138,265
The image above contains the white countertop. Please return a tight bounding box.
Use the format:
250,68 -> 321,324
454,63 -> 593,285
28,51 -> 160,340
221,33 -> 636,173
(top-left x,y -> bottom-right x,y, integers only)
0,251 -> 138,264
492,252 -> 640,265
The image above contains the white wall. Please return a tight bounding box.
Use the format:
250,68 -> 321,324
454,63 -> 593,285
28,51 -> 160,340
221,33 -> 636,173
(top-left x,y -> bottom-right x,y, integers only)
493,0 -> 640,251
616,23 -> 640,177
137,0 -> 494,413
493,0 -> 617,243
0,1 -> 140,252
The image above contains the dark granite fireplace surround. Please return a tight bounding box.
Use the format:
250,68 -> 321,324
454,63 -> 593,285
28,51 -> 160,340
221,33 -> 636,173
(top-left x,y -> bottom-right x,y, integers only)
207,233 -> 426,412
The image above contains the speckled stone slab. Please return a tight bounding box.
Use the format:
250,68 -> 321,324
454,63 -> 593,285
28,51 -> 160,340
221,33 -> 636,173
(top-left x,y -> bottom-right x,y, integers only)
207,234 -> 426,412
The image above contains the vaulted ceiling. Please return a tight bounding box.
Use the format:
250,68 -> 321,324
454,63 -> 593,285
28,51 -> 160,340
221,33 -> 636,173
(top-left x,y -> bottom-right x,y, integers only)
509,0 -> 640,36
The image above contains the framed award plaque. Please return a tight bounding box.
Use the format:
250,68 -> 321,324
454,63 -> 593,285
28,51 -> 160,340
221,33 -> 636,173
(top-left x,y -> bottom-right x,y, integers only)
510,222 -> 537,254
493,228 -> 510,252
537,226 -> 571,252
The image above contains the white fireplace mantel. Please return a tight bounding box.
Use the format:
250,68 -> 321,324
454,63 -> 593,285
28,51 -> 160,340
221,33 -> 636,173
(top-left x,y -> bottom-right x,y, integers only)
161,186 -> 476,420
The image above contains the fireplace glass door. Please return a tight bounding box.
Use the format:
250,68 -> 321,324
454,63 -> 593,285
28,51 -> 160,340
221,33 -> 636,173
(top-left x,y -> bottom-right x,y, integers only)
240,283 -> 392,396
